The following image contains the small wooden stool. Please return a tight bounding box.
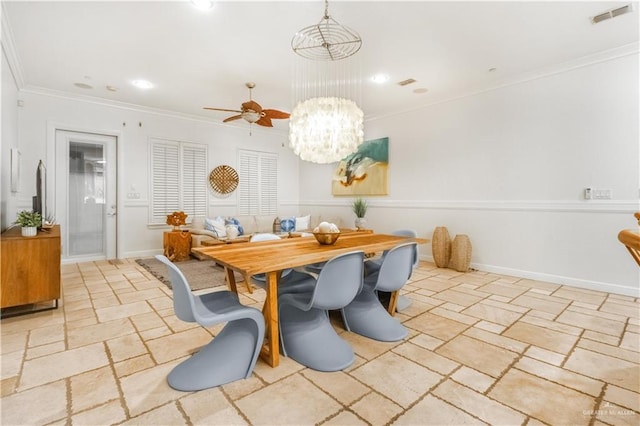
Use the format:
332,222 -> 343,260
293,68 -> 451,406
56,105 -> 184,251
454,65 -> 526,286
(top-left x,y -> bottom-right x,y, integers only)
163,230 -> 192,262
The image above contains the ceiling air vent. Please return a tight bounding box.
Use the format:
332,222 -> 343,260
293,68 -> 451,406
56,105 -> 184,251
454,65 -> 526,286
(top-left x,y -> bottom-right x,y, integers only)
397,78 -> 417,87
591,4 -> 633,24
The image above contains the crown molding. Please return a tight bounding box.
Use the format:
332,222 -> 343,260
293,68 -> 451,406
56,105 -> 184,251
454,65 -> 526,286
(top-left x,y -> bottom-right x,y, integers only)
366,42 -> 640,123
18,85 -> 289,136
1,3 -> 25,88
4,3 -> 636,133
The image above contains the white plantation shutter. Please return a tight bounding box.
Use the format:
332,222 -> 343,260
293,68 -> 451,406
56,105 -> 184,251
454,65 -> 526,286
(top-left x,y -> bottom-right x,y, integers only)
182,143 -> 207,219
150,138 -> 207,224
238,150 -> 278,215
238,152 -> 259,215
260,155 -> 278,215
151,141 -> 180,224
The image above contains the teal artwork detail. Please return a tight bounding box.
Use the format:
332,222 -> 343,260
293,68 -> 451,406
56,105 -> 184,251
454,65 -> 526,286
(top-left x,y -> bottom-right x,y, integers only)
332,137 -> 389,196
345,137 -> 388,163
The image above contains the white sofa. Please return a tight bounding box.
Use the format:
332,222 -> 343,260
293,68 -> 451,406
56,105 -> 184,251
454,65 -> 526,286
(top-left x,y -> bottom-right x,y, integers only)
189,215 -> 345,260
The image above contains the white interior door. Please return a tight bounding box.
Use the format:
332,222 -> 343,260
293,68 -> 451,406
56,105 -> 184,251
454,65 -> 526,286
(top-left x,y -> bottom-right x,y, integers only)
55,130 -> 117,261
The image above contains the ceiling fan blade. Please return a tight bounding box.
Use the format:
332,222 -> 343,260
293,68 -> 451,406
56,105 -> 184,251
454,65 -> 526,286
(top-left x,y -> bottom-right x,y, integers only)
256,116 -> 273,127
242,100 -> 263,113
263,109 -> 290,119
203,107 -> 242,113
223,115 -> 243,123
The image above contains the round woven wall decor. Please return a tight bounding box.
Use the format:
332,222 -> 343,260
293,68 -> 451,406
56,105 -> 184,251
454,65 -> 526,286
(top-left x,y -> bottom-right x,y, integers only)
209,165 -> 239,194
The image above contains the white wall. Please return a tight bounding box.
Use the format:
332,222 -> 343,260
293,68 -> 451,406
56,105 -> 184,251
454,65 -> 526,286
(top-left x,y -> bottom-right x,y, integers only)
3,46 -> 638,296
299,53 -> 640,296
7,90 -> 297,259
1,48 -> 20,230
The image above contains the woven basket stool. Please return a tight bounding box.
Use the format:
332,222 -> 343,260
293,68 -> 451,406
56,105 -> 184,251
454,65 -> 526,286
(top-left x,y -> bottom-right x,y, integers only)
431,226 -> 451,268
449,234 -> 472,272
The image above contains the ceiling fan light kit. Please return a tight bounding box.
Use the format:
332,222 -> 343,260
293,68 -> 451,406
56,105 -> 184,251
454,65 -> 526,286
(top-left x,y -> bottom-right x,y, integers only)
203,82 -> 290,130
289,0 -> 365,164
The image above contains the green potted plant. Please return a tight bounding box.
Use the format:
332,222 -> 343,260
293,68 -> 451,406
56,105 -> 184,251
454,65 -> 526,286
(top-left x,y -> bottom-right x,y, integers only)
352,197 -> 368,230
15,210 -> 42,237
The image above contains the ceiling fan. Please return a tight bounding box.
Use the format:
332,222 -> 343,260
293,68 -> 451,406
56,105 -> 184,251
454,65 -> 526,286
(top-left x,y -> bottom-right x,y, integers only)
203,82 -> 290,127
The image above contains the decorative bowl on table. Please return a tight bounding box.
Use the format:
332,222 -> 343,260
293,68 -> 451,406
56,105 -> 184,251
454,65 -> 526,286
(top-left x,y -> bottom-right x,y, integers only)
313,231 -> 341,245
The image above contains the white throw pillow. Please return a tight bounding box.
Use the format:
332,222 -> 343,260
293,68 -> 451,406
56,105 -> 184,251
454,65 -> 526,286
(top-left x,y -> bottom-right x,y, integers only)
204,217 -> 227,238
191,216 -> 205,230
295,214 -> 311,231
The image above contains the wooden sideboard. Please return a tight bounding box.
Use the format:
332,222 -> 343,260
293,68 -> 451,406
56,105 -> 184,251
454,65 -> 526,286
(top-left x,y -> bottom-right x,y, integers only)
1,225 -> 61,311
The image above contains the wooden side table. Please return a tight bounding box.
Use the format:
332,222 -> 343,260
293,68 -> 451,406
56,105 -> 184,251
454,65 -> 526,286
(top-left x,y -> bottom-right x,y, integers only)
1,225 -> 61,316
163,230 -> 192,262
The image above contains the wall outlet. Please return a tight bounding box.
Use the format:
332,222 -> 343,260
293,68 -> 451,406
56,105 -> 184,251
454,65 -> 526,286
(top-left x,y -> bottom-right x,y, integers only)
593,189 -> 612,200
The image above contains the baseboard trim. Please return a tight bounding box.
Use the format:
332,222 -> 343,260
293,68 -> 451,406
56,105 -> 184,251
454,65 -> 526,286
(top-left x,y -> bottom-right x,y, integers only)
419,255 -> 639,297
122,249 -> 163,260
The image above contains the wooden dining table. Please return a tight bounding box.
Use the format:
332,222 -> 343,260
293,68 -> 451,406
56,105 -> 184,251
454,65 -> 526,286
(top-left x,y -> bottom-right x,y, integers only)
192,232 -> 428,367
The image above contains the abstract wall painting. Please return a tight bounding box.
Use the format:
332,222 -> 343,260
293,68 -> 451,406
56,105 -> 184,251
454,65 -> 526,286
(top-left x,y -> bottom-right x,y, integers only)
332,137 -> 389,196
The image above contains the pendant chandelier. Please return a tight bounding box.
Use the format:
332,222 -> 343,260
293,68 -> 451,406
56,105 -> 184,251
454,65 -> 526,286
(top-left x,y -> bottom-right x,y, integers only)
291,0 -> 362,61
289,0 -> 364,164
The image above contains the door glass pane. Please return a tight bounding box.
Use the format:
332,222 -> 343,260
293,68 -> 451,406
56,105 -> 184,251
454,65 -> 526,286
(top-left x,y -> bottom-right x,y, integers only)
68,142 -> 105,256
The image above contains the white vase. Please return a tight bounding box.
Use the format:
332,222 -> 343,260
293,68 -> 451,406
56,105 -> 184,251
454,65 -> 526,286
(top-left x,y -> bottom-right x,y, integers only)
354,217 -> 367,230
225,224 -> 239,239
21,226 -> 37,237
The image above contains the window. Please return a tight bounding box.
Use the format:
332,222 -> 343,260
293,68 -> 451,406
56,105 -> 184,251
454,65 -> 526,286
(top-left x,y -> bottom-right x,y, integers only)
238,150 -> 278,215
149,138 -> 207,224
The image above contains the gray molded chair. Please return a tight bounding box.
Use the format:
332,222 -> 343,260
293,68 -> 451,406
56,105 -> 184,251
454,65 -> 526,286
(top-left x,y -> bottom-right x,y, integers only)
366,229 -> 419,312
341,242 -> 416,341
248,233 -> 313,290
278,251 -> 364,371
304,262 -> 326,274
155,255 -> 264,391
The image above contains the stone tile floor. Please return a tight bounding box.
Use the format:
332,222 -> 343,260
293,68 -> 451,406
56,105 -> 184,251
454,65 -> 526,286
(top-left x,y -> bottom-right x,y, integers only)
1,259 -> 638,425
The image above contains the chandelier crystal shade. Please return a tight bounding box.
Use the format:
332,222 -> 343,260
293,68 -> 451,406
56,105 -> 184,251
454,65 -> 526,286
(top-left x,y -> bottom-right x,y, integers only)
289,0 -> 364,164
289,97 -> 364,163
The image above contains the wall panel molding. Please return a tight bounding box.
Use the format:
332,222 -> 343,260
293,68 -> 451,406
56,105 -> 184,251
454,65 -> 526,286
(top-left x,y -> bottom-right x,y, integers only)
298,199 -> 639,214
123,200 -> 148,208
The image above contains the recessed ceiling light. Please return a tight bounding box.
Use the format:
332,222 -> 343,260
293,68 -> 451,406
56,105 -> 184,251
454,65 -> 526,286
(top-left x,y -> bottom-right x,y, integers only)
106,85 -> 118,92
371,73 -> 390,84
413,88 -> 428,94
191,0 -> 214,11
488,67 -> 497,72
131,79 -> 154,90
74,82 -> 93,89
